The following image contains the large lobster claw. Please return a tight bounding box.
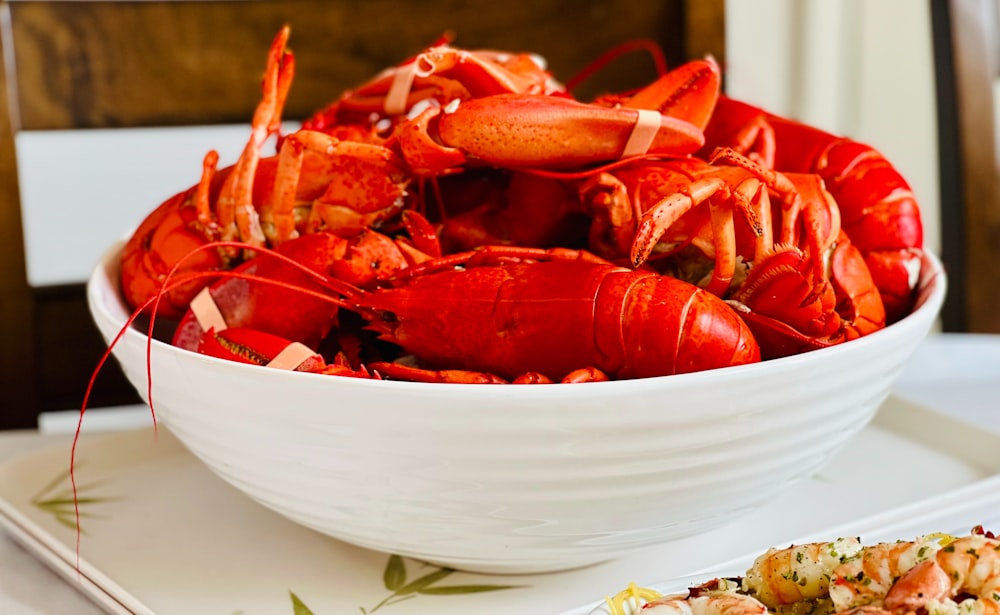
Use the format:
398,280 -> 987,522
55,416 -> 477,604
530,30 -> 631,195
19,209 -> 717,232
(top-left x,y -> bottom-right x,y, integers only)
397,93 -> 705,174
392,56 -> 721,175
198,327 -> 379,380
620,56 -> 722,131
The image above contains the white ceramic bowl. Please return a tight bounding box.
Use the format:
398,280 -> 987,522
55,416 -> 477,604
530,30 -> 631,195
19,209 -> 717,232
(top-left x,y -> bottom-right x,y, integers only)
87,242 -> 946,574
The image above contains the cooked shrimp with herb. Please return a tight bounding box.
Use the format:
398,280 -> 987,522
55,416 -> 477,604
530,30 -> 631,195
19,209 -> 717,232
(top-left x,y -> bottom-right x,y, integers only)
883,534 -> 1000,615
828,535 -> 946,611
590,579 -> 764,615
590,529 -> 999,615
742,538 -> 863,608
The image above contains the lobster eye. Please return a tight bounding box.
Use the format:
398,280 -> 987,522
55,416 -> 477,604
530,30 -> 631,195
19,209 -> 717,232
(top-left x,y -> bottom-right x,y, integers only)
377,309 -> 398,324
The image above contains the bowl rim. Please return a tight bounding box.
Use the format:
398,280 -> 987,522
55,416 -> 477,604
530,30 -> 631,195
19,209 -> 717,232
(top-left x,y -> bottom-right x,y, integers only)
89,240 -> 947,393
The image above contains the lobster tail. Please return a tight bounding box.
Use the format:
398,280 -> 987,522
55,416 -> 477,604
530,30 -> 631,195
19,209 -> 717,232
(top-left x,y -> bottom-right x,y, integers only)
614,273 -> 760,379
360,259 -> 759,382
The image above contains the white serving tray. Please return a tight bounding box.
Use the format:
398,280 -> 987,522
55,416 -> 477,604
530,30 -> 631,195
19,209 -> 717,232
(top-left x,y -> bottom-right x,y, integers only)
2,396 -> 1000,615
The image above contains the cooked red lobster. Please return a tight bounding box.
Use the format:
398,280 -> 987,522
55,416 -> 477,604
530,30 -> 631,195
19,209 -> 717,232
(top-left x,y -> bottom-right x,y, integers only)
166,241 -> 760,383
109,26 -> 923,383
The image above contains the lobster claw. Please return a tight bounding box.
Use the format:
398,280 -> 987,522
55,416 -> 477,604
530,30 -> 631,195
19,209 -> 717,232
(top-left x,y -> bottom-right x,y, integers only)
396,93 -> 705,174
198,327 -> 327,371
377,53 -> 719,175
621,56 -> 722,131
395,105 -> 468,174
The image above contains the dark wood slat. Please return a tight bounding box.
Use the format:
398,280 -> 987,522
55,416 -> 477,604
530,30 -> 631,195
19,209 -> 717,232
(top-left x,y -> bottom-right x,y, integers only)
0,1 -> 41,428
33,286 -> 142,413
683,0 -> 725,64
8,0 -> 693,130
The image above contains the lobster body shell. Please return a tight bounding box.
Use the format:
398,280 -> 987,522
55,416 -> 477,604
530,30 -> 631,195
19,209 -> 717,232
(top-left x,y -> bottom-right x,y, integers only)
360,259 -> 759,381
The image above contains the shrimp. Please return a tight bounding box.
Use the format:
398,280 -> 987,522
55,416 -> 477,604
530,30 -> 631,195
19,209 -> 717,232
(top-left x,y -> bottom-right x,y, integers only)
743,538 -> 863,608
834,607 -> 893,615
641,593 -> 771,615
828,535 -> 945,611
883,534 -> 1000,615
591,578 -> 750,615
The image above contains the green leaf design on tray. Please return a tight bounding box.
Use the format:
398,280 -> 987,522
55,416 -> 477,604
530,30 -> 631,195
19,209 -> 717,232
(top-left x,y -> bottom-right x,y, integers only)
360,555 -> 525,613
291,554 -> 524,614
383,554 -> 407,591
30,466 -> 114,532
290,591 -> 314,615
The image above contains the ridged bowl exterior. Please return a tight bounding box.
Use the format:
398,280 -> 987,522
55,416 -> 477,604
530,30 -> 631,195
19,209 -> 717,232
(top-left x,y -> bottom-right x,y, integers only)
88,244 -> 946,574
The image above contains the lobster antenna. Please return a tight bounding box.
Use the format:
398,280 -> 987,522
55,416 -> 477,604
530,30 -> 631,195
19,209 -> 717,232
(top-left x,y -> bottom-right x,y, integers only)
564,39 -> 669,95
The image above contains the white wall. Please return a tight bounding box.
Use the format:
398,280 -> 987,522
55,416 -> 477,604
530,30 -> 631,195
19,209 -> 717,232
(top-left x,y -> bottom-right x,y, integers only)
725,0 -> 941,255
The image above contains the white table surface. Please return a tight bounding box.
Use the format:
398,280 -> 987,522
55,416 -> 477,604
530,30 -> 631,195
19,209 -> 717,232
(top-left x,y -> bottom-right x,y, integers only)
1,332 -> 997,615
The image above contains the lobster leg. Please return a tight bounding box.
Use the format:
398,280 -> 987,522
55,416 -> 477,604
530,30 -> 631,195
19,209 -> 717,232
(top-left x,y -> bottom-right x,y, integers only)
699,96 -> 776,166
702,96 -> 923,323
631,174 -> 746,296
711,148 -> 842,296
368,361 -> 611,384
577,170 -> 641,259
629,156 -> 780,297
366,361 -> 508,384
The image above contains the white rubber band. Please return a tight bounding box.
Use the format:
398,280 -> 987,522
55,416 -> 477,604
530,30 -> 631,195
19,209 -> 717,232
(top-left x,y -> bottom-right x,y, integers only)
266,341 -> 318,371
622,109 -> 662,158
385,62 -> 418,115
190,287 -> 228,333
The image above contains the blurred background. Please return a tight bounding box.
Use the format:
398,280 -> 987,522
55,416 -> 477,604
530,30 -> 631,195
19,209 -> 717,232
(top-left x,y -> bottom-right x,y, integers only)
0,0 -> 995,428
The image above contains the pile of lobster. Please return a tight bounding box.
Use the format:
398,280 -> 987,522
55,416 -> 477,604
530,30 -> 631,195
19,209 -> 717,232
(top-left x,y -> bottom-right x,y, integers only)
116,26 -> 924,384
